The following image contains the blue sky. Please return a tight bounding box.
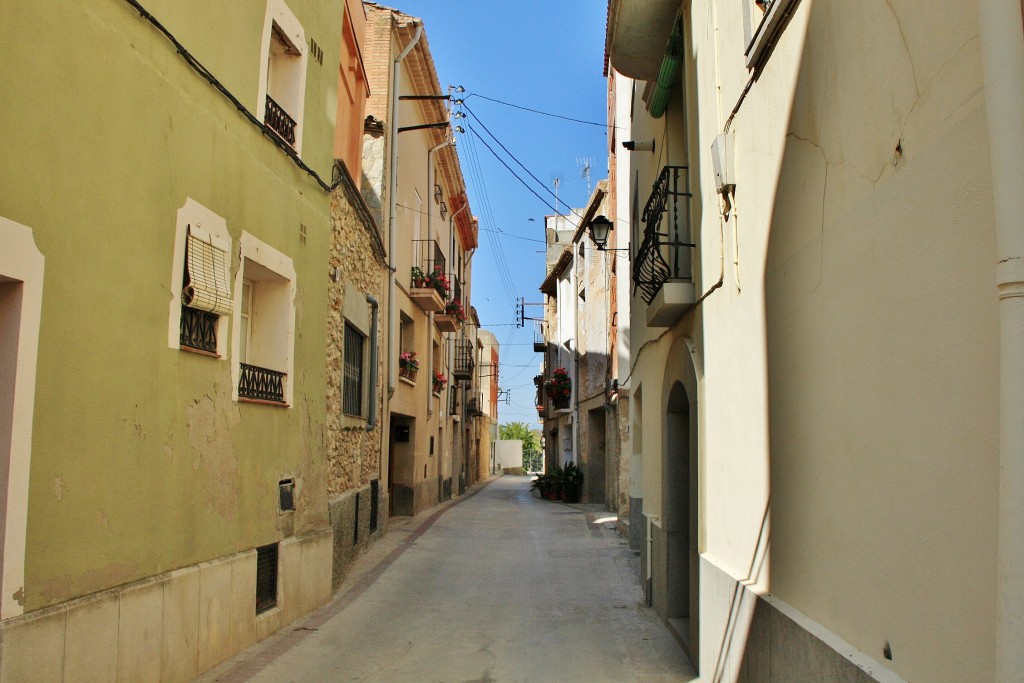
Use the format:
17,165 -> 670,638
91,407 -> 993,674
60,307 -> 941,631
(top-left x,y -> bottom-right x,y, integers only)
396,1 -> 610,427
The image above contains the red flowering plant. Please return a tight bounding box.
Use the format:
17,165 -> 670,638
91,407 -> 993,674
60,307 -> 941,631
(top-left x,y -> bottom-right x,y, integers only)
544,367 -> 571,405
425,265 -> 450,300
444,299 -> 466,322
432,370 -> 448,394
399,351 -> 419,380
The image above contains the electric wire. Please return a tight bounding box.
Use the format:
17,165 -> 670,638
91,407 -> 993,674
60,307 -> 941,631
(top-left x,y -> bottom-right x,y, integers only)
464,91 -> 624,131
122,0 -> 340,193
463,104 -> 586,221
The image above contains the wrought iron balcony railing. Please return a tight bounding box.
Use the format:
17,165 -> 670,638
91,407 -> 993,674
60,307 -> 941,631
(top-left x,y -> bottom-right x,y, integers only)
239,363 -> 287,404
180,306 -> 218,354
452,338 -> 475,380
633,165 -> 694,305
264,95 -> 297,146
412,239 -> 446,287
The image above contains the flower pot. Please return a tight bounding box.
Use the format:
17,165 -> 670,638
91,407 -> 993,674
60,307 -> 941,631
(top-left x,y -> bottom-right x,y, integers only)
399,366 -> 418,382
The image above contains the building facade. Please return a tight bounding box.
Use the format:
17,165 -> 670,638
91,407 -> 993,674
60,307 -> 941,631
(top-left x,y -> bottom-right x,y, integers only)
605,0 -> 1021,681
0,0 -> 346,678
362,3 -> 478,518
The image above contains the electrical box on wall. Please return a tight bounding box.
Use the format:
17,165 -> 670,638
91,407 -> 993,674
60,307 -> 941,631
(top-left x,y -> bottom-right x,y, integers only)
711,133 -> 735,194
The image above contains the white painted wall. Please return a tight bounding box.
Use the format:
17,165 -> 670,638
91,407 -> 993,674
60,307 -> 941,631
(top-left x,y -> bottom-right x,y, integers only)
494,439 -> 523,470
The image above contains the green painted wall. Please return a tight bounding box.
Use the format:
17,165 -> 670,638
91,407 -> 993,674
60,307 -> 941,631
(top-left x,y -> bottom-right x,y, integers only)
0,0 -> 343,610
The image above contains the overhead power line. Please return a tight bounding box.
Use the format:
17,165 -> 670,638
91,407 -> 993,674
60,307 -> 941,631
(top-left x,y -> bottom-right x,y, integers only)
463,104 -> 586,222
464,91 -> 624,130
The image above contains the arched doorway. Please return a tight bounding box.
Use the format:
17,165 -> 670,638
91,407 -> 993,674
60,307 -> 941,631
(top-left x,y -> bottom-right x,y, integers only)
663,380 -> 698,664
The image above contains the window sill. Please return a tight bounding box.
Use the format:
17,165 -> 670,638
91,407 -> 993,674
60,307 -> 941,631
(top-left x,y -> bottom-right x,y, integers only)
239,397 -> 290,408
180,345 -> 221,359
399,375 -> 417,386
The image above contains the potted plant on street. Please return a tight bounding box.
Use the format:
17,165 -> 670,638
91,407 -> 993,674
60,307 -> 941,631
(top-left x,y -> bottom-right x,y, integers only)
399,350 -> 419,381
562,461 -> 584,503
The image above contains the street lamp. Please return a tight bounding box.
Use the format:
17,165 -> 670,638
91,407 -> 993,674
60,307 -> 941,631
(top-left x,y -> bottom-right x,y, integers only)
588,215 -> 613,250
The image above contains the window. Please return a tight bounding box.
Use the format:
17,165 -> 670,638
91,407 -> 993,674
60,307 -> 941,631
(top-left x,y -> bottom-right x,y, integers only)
179,225 -> 233,355
233,232 -> 295,406
258,0 -> 308,152
169,200 -> 233,356
255,544 -> 279,614
0,216 -> 43,620
343,322 -> 364,416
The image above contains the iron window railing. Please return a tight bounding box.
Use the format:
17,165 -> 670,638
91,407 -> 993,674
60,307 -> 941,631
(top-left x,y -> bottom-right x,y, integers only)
179,306 -> 218,354
239,363 -> 287,403
264,95 -> 297,146
633,165 -> 694,305
343,322 -> 364,416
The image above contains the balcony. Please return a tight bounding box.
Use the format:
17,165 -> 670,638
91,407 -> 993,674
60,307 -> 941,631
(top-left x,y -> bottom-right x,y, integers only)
452,338 -> 475,380
264,96 -> 296,146
410,240 -> 447,312
239,363 -> 287,404
533,320 -> 546,353
633,165 -> 696,327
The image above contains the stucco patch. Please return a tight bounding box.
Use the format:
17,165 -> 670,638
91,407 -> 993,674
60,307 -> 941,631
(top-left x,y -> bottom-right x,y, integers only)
187,395 -> 241,520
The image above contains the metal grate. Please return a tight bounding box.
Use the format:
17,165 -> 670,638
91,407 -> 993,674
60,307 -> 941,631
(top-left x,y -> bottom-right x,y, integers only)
264,95 -> 296,145
633,165 -> 694,305
452,338 -> 475,379
239,363 -> 286,403
343,323 -> 364,416
179,306 -> 218,353
255,544 -> 278,614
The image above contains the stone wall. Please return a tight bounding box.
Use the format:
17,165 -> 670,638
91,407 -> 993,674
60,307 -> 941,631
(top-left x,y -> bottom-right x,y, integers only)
325,168 -> 388,590
326,176 -> 387,498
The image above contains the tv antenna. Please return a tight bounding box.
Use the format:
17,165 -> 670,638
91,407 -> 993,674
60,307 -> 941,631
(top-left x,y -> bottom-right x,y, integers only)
577,157 -> 593,196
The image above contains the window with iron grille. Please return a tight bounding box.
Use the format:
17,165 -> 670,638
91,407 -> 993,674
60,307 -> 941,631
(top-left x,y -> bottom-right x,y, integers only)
179,225 -> 232,355
343,322 -> 364,416
255,544 -> 278,614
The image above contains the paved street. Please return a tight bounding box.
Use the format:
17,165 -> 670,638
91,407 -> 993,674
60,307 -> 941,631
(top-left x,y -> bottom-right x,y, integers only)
198,475 -> 695,683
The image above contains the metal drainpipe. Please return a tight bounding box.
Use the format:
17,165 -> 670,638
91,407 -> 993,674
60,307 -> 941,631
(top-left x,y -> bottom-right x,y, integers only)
426,139 -> 453,415
979,2 -> 1024,679
365,294 -> 380,431
386,24 -> 423,397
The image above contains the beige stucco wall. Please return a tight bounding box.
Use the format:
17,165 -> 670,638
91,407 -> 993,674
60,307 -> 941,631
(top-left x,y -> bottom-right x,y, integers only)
620,1 -> 999,681
626,1 -> 995,683
759,3 -> 998,680
0,0 -> 341,616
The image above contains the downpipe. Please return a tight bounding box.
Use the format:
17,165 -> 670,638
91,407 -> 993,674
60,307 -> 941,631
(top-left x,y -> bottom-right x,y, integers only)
365,294 -> 379,431
979,1 -> 1024,679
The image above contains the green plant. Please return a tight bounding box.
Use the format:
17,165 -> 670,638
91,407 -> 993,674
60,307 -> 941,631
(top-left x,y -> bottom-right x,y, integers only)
562,461 -> 584,503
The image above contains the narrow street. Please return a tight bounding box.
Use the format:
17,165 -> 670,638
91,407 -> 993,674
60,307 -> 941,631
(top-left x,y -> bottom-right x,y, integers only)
198,476 -> 695,683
